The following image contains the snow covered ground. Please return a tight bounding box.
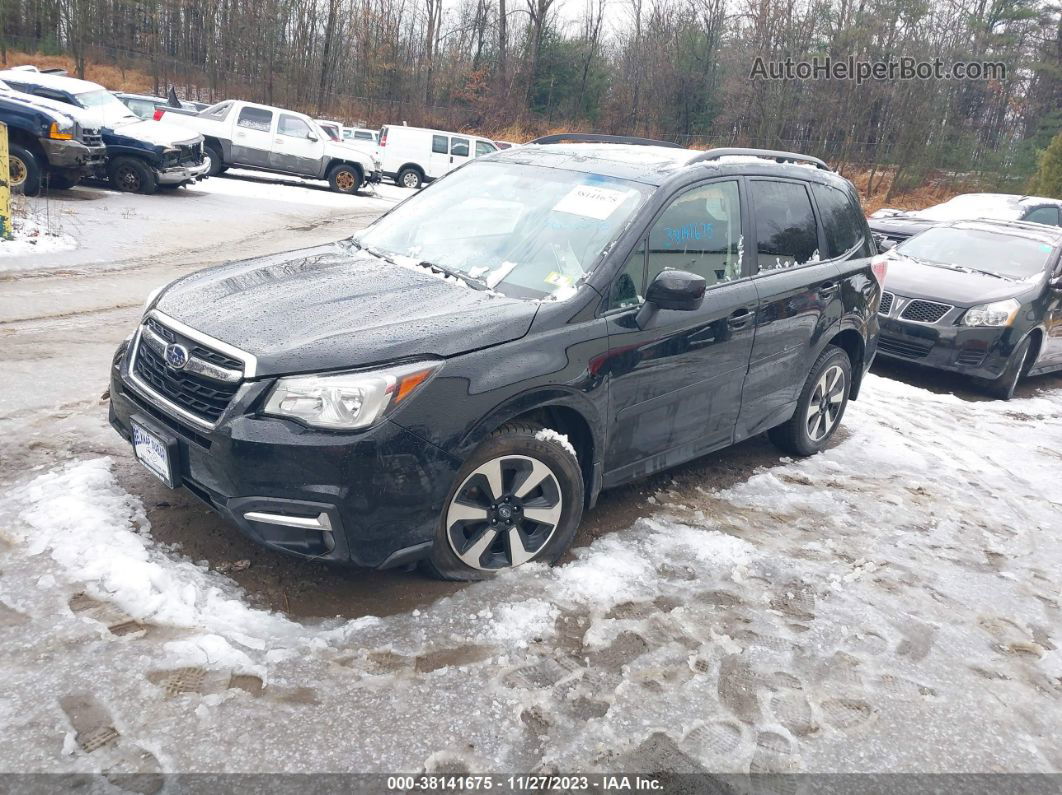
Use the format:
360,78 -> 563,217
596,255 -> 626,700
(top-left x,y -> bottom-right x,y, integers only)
1,373 -> 1060,776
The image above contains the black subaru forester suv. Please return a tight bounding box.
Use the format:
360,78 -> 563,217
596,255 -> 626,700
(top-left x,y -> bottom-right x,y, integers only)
109,139 -> 883,580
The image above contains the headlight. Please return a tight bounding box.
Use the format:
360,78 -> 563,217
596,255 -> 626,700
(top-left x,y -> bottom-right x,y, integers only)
962,298 -> 1020,327
48,121 -> 75,140
263,360 -> 442,430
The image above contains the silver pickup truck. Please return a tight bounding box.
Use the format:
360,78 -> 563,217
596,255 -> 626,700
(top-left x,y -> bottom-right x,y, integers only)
156,100 -> 381,194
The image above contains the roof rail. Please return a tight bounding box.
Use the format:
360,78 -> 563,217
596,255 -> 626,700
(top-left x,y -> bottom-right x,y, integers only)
529,133 -> 683,149
40,67 -> 68,75
689,147 -> 830,171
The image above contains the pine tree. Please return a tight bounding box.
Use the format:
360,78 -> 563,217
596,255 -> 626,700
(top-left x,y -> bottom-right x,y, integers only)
1029,130 -> 1062,199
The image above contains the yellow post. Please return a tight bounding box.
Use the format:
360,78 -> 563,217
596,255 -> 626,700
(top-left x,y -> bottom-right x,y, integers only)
0,122 -> 10,240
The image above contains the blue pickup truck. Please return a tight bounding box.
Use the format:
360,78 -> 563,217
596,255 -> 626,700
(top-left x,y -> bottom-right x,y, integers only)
0,80 -> 106,195
0,68 -> 208,194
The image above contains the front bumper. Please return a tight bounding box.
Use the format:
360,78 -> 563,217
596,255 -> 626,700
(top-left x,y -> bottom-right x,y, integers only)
156,159 -> 211,184
108,343 -> 460,568
40,139 -> 107,170
876,315 -> 1014,379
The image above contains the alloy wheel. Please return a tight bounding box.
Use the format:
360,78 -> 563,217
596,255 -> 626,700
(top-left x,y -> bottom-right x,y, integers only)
116,165 -> 141,192
445,454 -> 563,571
402,171 -> 419,188
805,364 -> 845,442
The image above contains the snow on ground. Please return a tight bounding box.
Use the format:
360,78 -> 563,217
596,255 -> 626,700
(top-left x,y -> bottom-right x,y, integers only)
0,373 -> 1060,776
0,215 -> 78,262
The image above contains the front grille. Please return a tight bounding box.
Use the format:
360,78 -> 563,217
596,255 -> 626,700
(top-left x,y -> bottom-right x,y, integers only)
132,317 -> 243,425
878,334 -> 933,359
77,125 -> 103,147
145,317 -> 242,370
878,291 -> 894,316
900,299 -> 951,324
178,142 -> 203,165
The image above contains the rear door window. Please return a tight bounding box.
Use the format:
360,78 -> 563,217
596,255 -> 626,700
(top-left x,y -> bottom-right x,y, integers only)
431,135 -> 448,154
811,183 -> 864,258
237,106 -> 273,132
751,180 -> 820,271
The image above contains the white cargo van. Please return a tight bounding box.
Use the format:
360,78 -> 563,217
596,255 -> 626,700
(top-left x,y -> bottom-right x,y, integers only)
379,125 -> 499,188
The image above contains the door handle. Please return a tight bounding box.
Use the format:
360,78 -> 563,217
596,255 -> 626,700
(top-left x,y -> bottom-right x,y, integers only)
818,282 -> 839,297
728,308 -> 753,328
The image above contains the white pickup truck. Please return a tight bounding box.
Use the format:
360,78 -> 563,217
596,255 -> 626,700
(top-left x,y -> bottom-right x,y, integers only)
156,100 -> 381,194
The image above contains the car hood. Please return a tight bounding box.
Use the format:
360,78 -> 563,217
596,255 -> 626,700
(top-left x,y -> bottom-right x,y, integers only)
0,89 -> 80,126
868,216 -> 936,238
884,255 -> 1034,307
325,141 -> 375,163
153,242 -> 540,376
108,117 -> 202,146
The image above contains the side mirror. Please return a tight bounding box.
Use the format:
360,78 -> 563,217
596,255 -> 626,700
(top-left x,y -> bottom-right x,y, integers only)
636,270 -> 706,328
874,234 -> 897,253
307,134 -> 318,142
1049,275 -> 1062,291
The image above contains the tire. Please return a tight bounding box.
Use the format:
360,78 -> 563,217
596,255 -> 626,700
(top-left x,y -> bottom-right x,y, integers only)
981,336 -> 1031,401
327,163 -> 362,194
422,422 -> 584,581
9,144 -> 42,197
397,166 -> 423,190
203,144 -> 224,177
768,345 -> 853,457
108,156 -> 158,194
47,171 -> 80,190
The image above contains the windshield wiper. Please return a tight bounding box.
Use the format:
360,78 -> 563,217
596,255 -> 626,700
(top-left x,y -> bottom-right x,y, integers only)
417,260 -> 489,291
904,254 -> 1013,281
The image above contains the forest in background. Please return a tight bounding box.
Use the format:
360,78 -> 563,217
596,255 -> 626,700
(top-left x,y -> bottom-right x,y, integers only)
1,0 -> 1060,197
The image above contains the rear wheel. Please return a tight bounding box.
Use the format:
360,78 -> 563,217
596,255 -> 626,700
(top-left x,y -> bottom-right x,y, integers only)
327,163 -> 362,194
108,156 -> 158,194
397,166 -> 423,189
768,346 -> 852,457
423,422 -> 583,581
9,144 -> 42,197
982,336 -> 1031,401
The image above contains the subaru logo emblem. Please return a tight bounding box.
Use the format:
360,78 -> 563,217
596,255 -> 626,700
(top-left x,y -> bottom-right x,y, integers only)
164,343 -> 189,370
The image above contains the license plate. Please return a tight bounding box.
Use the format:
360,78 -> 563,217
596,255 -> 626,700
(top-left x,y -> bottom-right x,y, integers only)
132,421 -> 175,487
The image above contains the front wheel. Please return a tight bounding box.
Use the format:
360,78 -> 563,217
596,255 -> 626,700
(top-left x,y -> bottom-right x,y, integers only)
422,422 -> 584,581
9,144 -> 42,196
768,346 -> 852,457
203,144 -> 224,177
327,163 -> 362,194
981,337 -> 1031,401
108,156 -> 158,194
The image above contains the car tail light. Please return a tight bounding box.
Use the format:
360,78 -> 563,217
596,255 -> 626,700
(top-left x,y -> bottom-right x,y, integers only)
379,127 -> 387,147
870,255 -> 888,287
153,108 -> 165,121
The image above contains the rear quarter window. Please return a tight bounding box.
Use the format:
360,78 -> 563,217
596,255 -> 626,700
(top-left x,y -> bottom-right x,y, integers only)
811,183 -> 867,258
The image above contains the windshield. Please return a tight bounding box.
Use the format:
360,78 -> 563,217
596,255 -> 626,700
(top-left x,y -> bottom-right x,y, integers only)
918,194 -> 1022,222
355,161 -> 650,299
76,89 -> 137,125
897,227 -> 1055,280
